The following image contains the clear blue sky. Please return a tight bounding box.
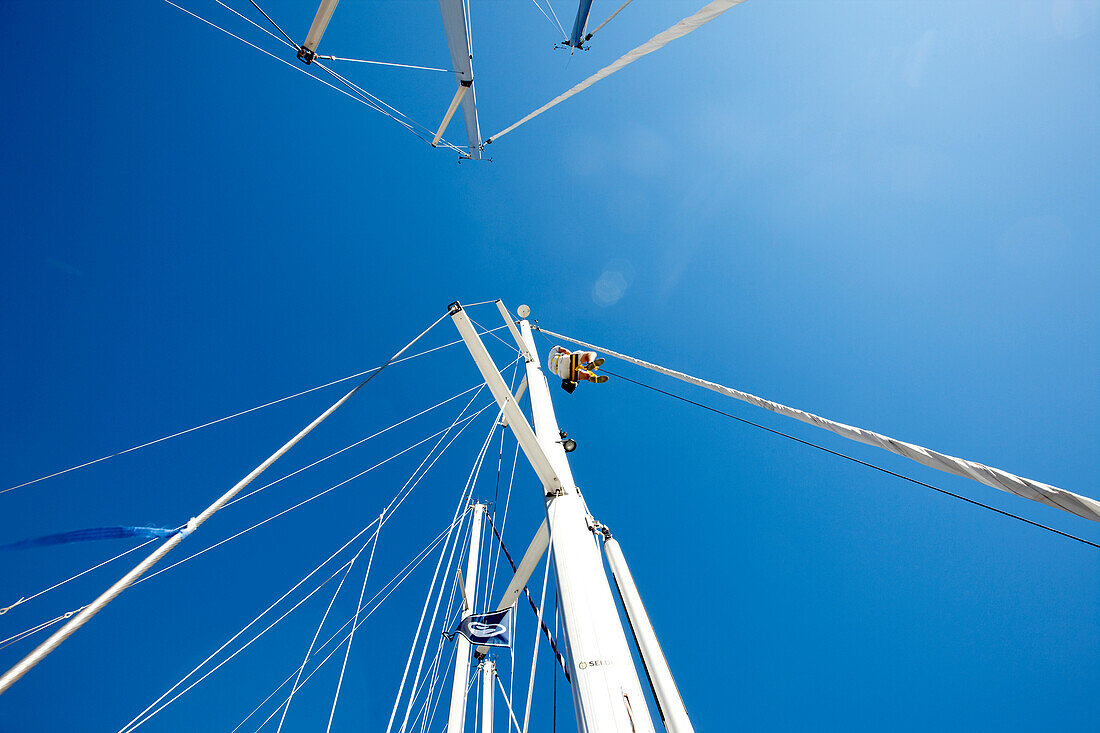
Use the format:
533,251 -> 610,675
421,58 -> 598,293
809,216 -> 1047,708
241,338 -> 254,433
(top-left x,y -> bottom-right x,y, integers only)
1,1 -> 1097,730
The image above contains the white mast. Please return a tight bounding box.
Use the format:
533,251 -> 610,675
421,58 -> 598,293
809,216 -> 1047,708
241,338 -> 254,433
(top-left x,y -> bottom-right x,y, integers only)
448,502 -> 486,732
449,302 -> 654,733
603,533 -> 695,733
481,658 -> 495,733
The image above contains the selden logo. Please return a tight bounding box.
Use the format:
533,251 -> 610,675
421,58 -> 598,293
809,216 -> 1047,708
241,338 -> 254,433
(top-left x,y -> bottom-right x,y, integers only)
577,660 -> 612,670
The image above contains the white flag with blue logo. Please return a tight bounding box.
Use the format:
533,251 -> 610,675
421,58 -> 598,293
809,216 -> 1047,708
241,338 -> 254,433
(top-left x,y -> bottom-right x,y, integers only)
453,607 -> 513,648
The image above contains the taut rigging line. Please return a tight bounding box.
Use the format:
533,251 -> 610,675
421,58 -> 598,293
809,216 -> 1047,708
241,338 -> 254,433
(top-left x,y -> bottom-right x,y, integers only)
605,368 -> 1099,550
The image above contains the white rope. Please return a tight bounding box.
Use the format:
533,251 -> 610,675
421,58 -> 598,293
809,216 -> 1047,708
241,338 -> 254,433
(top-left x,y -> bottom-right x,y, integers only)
543,0 -> 569,39
495,670 -> 525,733
418,632 -> 459,733
159,1 -> 465,155
229,515 -> 464,732
0,606 -> 86,652
410,567 -> 463,729
24,400 -> 491,716
384,455 -> 480,733
540,326 -> 1100,523
410,609 -> 459,733
487,0 -> 746,143
317,56 -> 450,72
325,510 -> 384,732
586,0 -> 636,40
0,539 -> 157,616
221,382 -> 485,511
119,515 -> 381,732
126,559 -> 355,733
1,385 -> 482,620
0,316 -> 449,697
395,421 -> 499,730
134,401 -> 490,590
1,323 -> 500,496
528,0 -> 567,38
396,514 -> 473,733
275,528 -> 377,732
312,60 -> 469,154
396,424 -> 497,733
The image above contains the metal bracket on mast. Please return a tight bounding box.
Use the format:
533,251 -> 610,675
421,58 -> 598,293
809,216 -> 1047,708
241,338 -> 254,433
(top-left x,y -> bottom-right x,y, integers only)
298,0 -> 341,64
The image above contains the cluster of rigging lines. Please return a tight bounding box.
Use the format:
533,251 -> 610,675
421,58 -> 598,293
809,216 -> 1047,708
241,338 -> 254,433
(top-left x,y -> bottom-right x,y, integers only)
159,0 -> 746,160
1,299 -> 1096,731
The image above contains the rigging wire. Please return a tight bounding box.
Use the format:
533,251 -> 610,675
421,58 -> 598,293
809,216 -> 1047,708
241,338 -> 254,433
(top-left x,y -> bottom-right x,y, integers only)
316,56 -> 451,72
274,529 -> 374,733
217,0 -> 452,73
527,0 -> 568,39
384,425 -> 491,733
228,514 -> 465,732
0,607 -> 86,653
216,0 -> 295,51
2,324 -> 506,496
3,397 -> 492,661
0,315 -> 450,696
494,671 -> 525,733
0,540 -> 156,617
119,516 -> 384,732
127,390 -> 496,731
482,358 -> 521,611
138,408 -> 487,587
603,367 -> 1100,550
521,511 -> 554,733
0,384 -> 484,618
216,0 -> 464,152
325,511 -> 384,732
396,423 -> 498,733
470,314 -> 523,355
244,0 -> 299,50
419,638 -> 460,732
543,0 -> 569,39
483,513 -> 570,680
159,0 -> 464,155
311,60 -> 468,154
220,382 -> 486,511
129,559 -> 356,733
538,326 -> 1100,522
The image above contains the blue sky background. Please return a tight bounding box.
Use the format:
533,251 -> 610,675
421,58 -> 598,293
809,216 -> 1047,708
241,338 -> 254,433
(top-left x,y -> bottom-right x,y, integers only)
1,0 -> 1098,730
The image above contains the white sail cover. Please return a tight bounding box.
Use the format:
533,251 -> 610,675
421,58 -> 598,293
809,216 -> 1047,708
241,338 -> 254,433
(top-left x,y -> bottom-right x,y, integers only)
539,328 -> 1100,523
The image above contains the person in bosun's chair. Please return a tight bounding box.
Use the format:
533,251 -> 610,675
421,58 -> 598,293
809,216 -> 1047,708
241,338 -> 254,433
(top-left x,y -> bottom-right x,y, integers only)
548,345 -> 607,393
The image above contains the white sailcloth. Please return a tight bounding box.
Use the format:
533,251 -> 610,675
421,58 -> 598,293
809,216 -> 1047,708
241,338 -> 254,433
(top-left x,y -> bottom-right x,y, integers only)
487,0 -> 747,143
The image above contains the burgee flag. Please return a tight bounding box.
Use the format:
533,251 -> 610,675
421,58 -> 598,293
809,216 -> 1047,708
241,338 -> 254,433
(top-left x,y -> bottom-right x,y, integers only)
452,607 -> 513,647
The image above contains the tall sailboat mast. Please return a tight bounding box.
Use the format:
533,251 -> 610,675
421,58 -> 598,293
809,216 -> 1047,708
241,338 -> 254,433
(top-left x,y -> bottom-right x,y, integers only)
450,302 -> 655,732
448,503 -> 486,732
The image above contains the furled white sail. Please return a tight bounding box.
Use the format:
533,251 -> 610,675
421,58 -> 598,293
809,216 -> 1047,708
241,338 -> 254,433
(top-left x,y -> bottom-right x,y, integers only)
487,0 -> 747,144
